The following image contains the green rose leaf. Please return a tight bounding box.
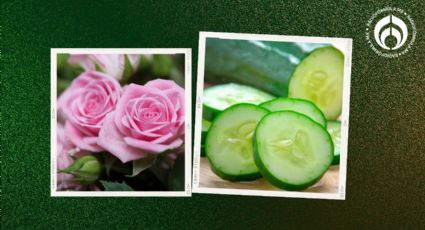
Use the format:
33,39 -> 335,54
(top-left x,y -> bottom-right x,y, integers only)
127,155 -> 157,177
100,180 -> 134,191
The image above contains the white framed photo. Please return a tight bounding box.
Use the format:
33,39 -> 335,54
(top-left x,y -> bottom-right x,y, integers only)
192,32 -> 352,200
51,48 -> 192,197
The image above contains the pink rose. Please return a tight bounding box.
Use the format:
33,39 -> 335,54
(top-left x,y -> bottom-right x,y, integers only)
68,54 -> 141,81
98,79 -> 185,163
58,71 -> 122,152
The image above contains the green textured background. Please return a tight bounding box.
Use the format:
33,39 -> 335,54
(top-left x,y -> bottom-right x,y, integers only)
2,0 -> 424,228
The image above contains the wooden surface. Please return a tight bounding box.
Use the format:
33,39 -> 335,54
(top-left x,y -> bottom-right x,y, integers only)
199,158 -> 339,193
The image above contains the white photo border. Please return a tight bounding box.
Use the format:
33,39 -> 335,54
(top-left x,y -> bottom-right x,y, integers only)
51,48 -> 192,197
192,32 -> 352,200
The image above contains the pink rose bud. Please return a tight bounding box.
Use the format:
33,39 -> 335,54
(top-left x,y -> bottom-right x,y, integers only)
58,71 -> 122,152
68,54 -> 96,70
98,79 -> 185,163
68,54 -> 141,81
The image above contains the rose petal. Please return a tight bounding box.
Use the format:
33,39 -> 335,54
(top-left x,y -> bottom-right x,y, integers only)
98,112 -> 147,163
145,79 -> 179,91
65,121 -> 103,152
83,136 -> 98,145
151,132 -> 174,144
114,84 -> 144,136
124,137 -> 183,153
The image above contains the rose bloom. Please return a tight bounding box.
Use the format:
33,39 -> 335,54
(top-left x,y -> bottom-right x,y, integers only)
68,54 -> 141,81
98,79 -> 185,163
58,71 -> 122,152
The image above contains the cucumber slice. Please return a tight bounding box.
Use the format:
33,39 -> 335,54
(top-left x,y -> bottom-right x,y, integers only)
205,104 -> 269,181
203,83 -> 275,120
288,46 -> 344,120
327,121 -> 341,165
260,98 -> 327,127
254,111 -> 333,190
200,119 -> 212,157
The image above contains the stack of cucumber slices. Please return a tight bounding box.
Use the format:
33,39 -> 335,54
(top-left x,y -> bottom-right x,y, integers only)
202,45 -> 343,191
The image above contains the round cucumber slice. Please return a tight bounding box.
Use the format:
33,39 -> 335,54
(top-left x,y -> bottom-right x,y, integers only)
260,98 -> 327,127
203,83 -> 275,120
254,111 -> 333,190
205,103 -> 269,181
288,46 -> 344,120
327,121 -> 341,165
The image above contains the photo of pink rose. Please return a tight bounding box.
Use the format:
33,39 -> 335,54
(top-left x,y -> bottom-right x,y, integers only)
55,52 -> 187,192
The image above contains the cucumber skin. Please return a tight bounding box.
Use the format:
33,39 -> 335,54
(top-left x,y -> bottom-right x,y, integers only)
205,103 -> 269,181
253,111 -> 334,191
203,104 -> 222,121
208,163 -> 262,182
203,83 -> 275,120
201,120 -> 212,157
262,41 -> 328,58
204,38 -> 326,97
259,97 -> 327,128
288,46 -> 344,121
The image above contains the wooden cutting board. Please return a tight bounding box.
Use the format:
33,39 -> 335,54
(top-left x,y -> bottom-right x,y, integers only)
198,158 -> 339,193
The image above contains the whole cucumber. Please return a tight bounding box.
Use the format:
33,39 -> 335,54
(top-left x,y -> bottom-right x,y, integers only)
204,38 -> 326,97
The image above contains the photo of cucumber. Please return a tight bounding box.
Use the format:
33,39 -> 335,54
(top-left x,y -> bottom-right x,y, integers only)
288,46 -> 344,120
199,36 -> 347,194
203,83 -> 274,120
205,104 -> 269,181
254,111 -> 333,190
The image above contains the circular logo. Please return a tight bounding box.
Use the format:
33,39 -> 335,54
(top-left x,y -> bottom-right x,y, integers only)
366,7 -> 416,58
